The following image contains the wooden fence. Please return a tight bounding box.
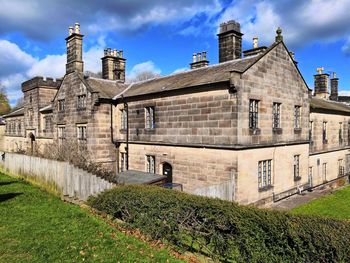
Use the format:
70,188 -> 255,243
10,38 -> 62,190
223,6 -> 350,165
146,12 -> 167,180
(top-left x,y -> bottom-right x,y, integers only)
0,152 -> 114,201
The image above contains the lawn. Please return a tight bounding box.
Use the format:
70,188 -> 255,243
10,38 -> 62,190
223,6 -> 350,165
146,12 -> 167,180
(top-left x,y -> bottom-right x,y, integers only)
292,185 -> 350,220
0,172 -> 184,262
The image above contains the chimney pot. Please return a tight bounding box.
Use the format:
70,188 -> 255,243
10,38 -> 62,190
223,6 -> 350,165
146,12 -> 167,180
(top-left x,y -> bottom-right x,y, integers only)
192,53 -> 197,63
198,52 -> 202,61
317,67 -> 324,74
202,51 -> 207,60
69,26 -> 74,36
113,49 -> 117,57
119,50 -> 123,58
75,23 -> 80,34
253,37 -> 258,49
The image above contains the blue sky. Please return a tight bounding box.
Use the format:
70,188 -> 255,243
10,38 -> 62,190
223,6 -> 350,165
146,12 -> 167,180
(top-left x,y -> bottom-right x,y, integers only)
1,0 -> 350,106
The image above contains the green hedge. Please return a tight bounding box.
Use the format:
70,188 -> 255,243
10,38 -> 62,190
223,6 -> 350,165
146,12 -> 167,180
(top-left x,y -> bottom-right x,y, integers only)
88,186 -> 350,262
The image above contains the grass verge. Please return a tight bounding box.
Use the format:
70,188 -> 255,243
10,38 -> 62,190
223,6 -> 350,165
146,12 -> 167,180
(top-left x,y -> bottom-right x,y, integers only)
292,185 -> 350,220
0,172 -> 184,262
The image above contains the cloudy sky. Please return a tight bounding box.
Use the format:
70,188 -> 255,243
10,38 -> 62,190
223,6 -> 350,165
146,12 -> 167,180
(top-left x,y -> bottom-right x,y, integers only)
1,0 -> 350,106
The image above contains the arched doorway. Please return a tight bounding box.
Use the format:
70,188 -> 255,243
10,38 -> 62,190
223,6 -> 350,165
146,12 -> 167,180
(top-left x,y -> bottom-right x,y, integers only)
162,162 -> 172,184
28,133 -> 35,154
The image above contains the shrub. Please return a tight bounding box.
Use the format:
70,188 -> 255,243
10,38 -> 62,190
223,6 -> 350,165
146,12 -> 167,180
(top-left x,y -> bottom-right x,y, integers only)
88,185 -> 350,262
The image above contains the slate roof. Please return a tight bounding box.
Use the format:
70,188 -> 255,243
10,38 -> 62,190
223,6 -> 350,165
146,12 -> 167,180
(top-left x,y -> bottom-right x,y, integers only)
310,97 -> 350,114
111,170 -> 166,185
83,77 -> 127,99
117,55 -> 261,99
3,108 -> 24,118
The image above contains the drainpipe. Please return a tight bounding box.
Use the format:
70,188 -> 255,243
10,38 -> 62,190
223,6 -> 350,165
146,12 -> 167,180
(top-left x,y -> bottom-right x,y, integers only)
124,99 -> 129,170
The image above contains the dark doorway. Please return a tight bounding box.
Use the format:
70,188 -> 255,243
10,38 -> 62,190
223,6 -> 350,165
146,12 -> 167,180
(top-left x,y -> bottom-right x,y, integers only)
29,133 -> 35,154
162,162 -> 172,184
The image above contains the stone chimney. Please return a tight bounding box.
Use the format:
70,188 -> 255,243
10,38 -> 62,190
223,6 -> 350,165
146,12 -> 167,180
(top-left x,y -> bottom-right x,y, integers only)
330,72 -> 339,101
218,20 -> 243,63
101,48 -> 126,82
190,51 -> 209,69
314,67 -> 329,99
65,23 -> 84,74
243,37 -> 267,57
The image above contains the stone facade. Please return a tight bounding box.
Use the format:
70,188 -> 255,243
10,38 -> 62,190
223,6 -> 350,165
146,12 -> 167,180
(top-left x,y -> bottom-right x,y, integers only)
3,20 -> 350,205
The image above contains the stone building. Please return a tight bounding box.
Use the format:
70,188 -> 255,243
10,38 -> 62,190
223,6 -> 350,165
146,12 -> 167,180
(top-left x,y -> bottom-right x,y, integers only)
3,20 -> 350,205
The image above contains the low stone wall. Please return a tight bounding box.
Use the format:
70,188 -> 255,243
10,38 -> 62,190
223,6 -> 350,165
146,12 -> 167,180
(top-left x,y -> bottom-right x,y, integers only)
0,152 -> 114,201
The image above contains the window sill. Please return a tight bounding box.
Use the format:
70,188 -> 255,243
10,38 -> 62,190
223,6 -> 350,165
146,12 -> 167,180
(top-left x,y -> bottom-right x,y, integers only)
249,128 -> 261,135
294,176 -> 302,182
77,108 -> 86,111
119,129 -> 127,133
294,128 -> 302,134
258,185 -> 274,192
272,128 -> 283,134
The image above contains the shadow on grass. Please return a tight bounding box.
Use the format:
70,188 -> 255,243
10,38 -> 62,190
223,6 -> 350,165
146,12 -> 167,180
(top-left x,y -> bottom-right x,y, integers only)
0,181 -> 18,186
0,193 -> 23,203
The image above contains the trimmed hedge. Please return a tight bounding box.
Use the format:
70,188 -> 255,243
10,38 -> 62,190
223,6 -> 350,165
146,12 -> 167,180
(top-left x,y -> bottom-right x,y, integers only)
88,186 -> 350,262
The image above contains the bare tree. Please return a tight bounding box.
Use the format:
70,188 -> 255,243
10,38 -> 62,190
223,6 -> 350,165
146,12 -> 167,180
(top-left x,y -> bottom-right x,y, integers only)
130,71 -> 161,82
0,83 -> 11,115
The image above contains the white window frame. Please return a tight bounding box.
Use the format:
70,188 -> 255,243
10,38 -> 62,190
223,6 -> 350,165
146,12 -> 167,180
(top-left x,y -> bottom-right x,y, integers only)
145,155 -> 155,173
258,160 -> 272,189
145,106 -> 155,129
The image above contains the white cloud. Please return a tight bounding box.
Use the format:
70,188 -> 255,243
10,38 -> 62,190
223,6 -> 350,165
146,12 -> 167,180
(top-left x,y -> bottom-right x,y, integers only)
127,61 -> 161,81
172,67 -> 188,74
0,40 -> 36,77
218,0 -> 350,49
0,38 -> 105,106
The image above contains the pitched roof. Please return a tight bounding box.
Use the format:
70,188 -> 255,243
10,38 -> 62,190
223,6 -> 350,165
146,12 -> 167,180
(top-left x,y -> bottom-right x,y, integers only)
3,107 -> 24,118
83,77 -> 127,99
310,97 -> 350,114
116,55 -> 261,99
39,104 -> 52,112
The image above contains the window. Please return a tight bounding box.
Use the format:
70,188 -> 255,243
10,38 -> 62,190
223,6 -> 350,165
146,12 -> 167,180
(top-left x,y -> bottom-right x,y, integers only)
308,167 -> 313,186
272,102 -> 281,129
58,99 -> 65,112
293,155 -> 301,181
29,94 -> 32,103
145,106 -> 155,129
338,159 -> 344,177
339,122 -> 343,145
309,121 -> 313,142
145,155 -> 155,173
77,125 -> 87,147
120,152 -> 127,172
77,95 -> 86,110
120,109 -> 127,130
323,121 -> 327,143
348,122 -> 350,146
17,122 -> 21,134
58,126 -> 66,144
44,116 -> 53,132
294,106 -> 301,128
322,163 -> 327,181
258,160 -> 272,190
249,99 -> 259,129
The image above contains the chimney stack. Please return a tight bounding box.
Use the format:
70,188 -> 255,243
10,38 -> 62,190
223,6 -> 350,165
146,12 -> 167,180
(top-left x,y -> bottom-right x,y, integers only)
314,67 -> 329,99
101,48 -> 126,82
330,72 -> 339,101
218,20 -> 243,63
243,36 -> 267,57
190,51 -> 209,69
66,23 -> 84,74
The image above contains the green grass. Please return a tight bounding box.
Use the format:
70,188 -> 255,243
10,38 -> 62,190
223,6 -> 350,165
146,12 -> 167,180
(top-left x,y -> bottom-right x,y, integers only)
0,172 -> 184,263
292,185 -> 350,220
